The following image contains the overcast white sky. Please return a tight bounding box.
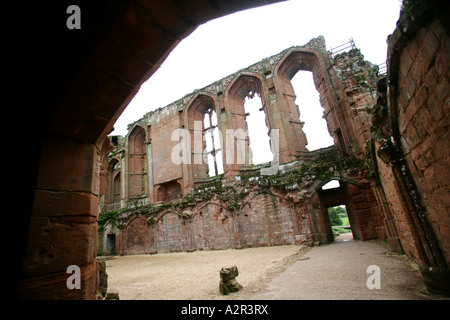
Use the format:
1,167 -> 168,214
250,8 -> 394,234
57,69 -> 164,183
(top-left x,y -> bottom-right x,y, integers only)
111,0 -> 402,160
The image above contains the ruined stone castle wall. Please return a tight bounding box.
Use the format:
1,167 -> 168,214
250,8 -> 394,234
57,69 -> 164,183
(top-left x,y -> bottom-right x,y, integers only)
395,19 -> 449,267
373,1 -> 450,269
98,36 -> 392,256
111,191 -> 309,255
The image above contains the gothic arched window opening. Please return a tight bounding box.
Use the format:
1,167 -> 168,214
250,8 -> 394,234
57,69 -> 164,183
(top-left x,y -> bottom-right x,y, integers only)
291,71 -> 334,151
244,92 -> 272,165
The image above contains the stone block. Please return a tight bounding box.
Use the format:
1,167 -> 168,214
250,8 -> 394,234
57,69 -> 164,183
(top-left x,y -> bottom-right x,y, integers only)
96,259 -> 108,299
399,47 -> 414,79
220,279 -> 243,295
36,136 -> 97,193
32,189 -> 98,218
18,261 -> 97,300
219,265 -> 242,295
220,265 -> 239,282
23,216 -> 98,277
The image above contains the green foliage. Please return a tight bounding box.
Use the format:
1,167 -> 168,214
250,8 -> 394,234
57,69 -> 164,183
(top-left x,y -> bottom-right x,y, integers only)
327,206 -> 347,226
98,201 -> 186,231
340,216 -> 349,226
328,207 -> 343,226
99,148 -> 367,231
238,149 -> 366,194
98,208 -> 128,231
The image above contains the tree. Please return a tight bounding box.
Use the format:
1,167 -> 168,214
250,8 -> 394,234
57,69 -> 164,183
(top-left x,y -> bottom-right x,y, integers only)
327,206 -> 346,226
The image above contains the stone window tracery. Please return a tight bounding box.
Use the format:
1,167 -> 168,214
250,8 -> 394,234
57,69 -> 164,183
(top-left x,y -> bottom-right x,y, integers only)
187,94 -> 224,180
203,108 -> 223,176
128,125 -> 147,198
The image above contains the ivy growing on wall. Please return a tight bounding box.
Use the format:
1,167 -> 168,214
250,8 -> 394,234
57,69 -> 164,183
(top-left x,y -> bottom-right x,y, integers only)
98,147 -> 367,231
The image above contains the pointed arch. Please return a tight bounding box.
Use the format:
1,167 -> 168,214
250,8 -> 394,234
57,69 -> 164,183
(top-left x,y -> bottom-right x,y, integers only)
186,93 -> 223,180
128,125 -> 147,199
124,216 -> 154,255
224,72 -> 272,166
105,157 -> 122,209
274,47 -> 355,156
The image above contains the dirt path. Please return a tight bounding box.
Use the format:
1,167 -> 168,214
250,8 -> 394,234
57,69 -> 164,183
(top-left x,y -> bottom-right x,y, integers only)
104,239 -> 437,300
335,232 -> 353,242
247,239 -> 430,300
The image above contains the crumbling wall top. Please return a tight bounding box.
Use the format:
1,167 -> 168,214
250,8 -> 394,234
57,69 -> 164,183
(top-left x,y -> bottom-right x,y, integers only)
125,36 -> 330,131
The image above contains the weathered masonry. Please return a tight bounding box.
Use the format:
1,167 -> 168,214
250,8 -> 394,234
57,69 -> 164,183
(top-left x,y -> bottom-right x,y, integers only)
98,36 -> 387,257
12,0 -> 449,299
12,0 -> 283,300
98,0 -> 450,293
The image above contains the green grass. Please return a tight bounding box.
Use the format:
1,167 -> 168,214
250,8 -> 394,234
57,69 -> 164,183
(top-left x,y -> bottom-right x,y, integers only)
339,216 -> 349,226
332,210 -> 351,238
332,226 -> 351,233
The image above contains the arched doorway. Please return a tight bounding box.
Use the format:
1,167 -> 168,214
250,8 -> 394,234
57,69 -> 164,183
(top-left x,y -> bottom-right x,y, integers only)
321,180 -> 352,241
106,234 -> 116,255
308,178 -> 385,244
310,179 -> 355,243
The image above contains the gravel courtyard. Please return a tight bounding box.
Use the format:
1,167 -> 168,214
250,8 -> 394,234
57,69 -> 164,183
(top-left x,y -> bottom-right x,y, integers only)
104,237 -> 437,300
104,244 -> 303,300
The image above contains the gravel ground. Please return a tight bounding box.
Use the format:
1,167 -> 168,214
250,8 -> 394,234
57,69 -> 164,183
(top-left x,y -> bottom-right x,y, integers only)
249,237 -> 431,300
104,236 -> 440,300
105,244 -> 303,300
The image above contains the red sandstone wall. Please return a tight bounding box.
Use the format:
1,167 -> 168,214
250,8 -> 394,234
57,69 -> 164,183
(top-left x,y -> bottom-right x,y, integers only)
374,141 -> 425,262
125,217 -> 155,254
115,192 -> 312,254
150,105 -> 183,186
102,37 -> 389,256
332,49 -> 378,155
192,204 -> 236,250
395,19 -> 450,265
21,136 -> 108,299
236,194 -> 298,247
346,183 -> 385,240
